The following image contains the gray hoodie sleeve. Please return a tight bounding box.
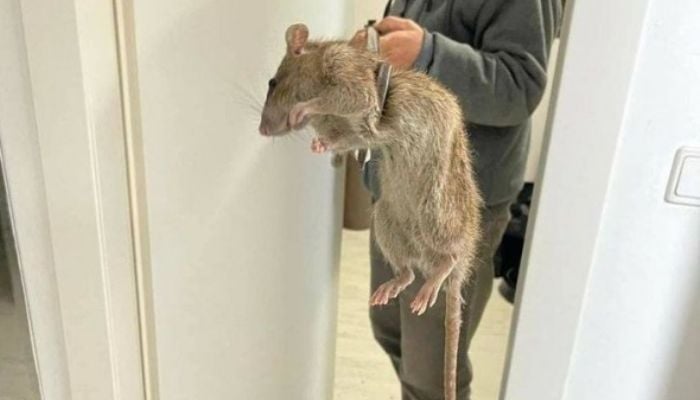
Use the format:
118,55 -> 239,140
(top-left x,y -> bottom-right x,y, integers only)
422,0 -> 560,127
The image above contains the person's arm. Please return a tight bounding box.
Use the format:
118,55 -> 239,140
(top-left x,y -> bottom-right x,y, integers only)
427,0 -> 561,126
377,0 -> 561,127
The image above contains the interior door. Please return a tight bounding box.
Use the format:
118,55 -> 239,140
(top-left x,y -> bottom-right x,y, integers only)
128,1 -> 350,399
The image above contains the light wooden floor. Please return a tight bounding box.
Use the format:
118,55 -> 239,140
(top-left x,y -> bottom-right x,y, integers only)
333,229 -> 513,400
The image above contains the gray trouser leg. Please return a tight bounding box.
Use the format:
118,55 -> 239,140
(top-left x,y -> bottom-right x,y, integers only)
369,204 -> 511,400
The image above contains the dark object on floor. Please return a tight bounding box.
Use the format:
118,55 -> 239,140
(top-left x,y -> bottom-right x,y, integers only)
498,280 -> 516,303
494,183 -> 534,304
343,155 -> 372,231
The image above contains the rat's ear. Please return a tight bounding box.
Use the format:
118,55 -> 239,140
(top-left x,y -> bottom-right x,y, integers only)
348,29 -> 367,50
285,23 -> 309,56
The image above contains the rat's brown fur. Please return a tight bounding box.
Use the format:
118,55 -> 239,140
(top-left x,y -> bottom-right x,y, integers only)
259,24 -> 483,400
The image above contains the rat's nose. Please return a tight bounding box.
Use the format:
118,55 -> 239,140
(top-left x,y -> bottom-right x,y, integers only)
258,120 -> 270,136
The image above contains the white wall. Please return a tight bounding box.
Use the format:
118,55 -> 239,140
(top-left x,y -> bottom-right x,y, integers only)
505,0 -> 700,399
353,0 -> 386,26
129,1 -> 350,399
564,0 -> 700,398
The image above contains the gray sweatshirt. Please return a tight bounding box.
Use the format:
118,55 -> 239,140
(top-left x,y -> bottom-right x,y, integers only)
366,0 -> 562,206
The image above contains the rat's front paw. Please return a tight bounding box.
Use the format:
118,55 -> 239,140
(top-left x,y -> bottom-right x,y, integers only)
288,102 -> 311,130
311,137 -> 330,153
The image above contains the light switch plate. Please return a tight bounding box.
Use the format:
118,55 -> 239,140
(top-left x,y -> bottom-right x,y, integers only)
665,147 -> 700,207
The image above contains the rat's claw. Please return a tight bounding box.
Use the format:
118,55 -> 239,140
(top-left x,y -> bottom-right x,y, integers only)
411,281 -> 441,316
311,137 -> 329,153
370,281 -> 393,306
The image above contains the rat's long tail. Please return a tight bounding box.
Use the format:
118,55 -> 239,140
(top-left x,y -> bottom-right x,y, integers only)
444,277 -> 463,400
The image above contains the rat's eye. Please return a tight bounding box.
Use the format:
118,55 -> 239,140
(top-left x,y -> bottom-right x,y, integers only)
266,78 -> 278,97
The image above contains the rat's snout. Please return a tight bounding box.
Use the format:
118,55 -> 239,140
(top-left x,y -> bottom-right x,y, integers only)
258,111 -> 277,136
258,116 -> 271,136
258,108 -> 288,137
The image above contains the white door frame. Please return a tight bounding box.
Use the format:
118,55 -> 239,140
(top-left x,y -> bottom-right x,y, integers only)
2,0 -> 658,399
1,0 -> 145,399
501,0 -> 653,399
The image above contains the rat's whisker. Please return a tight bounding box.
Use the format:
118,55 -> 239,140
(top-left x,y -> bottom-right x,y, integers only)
292,132 -> 309,145
282,134 -> 295,144
233,94 -> 261,107
231,82 -> 265,112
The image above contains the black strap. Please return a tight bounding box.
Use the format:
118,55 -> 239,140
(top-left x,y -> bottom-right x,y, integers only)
356,2 -> 394,168
383,0 -> 392,17
355,24 -> 392,168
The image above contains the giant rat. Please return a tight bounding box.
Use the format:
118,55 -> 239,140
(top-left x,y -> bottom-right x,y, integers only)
258,23 -> 483,400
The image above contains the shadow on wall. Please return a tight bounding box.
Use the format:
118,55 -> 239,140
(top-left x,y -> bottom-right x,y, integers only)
0,163 -> 19,304
0,152 -> 41,398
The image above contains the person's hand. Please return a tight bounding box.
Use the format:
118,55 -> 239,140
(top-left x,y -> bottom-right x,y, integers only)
374,17 -> 425,70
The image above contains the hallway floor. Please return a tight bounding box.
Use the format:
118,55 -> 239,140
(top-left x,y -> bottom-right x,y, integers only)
333,229 -> 513,400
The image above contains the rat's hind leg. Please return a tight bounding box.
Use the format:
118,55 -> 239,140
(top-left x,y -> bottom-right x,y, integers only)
410,254 -> 456,315
370,267 -> 415,306
370,201 -> 418,306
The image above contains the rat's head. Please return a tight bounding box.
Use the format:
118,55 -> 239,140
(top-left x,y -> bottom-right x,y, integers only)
258,23 -> 323,136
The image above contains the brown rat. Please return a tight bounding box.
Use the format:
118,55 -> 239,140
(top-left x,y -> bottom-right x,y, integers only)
258,23 -> 483,400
